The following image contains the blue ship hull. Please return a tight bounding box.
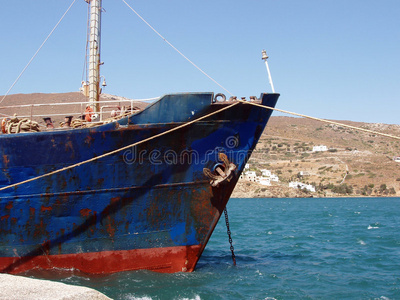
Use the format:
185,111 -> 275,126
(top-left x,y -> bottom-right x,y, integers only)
0,92 -> 279,274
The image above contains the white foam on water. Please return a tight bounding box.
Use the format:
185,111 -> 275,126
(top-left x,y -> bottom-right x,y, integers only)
357,239 -> 366,245
126,295 -> 153,300
127,296 -> 201,300
368,225 -> 379,229
179,296 -> 201,300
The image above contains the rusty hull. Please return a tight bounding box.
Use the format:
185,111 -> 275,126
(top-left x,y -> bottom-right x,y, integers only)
0,92 -> 279,274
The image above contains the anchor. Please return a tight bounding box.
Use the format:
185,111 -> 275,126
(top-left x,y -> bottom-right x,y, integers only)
203,152 -> 237,187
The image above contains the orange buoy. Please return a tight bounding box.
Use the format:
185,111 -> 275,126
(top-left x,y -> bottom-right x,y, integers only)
85,106 -> 94,122
1,118 -> 8,134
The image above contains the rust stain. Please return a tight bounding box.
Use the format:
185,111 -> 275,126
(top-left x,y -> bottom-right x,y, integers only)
65,140 -> 73,152
125,221 -> 129,232
106,218 -> 116,238
110,197 -> 120,204
2,155 -> 10,168
41,206 -> 52,212
103,198 -> 119,238
1,215 -> 10,221
89,211 -> 97,235
42,241 -> 50,256
80,208 -> 92,217
29,207 -> 35,216
64,140 -> 76,159
34,220 -> 45,237
85,135 -> 94,145
97,178 -> 104,186
61,179 -> 67,190
5,202 -> 13,210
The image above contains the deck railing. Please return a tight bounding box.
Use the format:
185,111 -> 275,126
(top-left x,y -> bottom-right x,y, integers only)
0,97 -> 157,132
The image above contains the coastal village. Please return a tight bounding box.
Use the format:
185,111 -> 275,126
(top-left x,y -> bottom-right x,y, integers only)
240,163 -> 316,192
232,116 -> 400,198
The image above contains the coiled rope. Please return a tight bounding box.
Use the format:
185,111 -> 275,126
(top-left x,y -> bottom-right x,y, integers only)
2,115 -> 40,134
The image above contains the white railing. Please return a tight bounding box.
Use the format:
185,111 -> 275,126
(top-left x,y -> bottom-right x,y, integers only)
0,97 -> 158,120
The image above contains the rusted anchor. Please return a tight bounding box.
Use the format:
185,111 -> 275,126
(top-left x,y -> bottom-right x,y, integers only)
203,153 -> 237,187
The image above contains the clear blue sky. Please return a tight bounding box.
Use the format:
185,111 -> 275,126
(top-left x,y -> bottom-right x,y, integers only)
1,0 -> 399,124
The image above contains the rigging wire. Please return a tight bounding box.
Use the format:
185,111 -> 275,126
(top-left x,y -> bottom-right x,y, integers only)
121,0 -> 234,96
0,0 -> 77,106
237,100 -> 400,141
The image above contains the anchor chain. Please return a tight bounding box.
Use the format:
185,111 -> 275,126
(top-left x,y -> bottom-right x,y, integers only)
224,207 -> 236,266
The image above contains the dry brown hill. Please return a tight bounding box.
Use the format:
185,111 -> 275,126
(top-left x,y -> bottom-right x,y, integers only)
233,116 -> 400,198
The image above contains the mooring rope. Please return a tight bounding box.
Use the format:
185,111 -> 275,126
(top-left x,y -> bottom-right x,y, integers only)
0,0 -> 77,107
0,102 -> 239,192
237,100 -> 400,141
1,97 -> 399,192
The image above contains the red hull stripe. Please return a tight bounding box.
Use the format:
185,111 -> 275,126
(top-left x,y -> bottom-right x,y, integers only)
0,245 -> 202,274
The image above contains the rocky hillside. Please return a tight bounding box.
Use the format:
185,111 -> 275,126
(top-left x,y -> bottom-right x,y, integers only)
232,116 -> 400,198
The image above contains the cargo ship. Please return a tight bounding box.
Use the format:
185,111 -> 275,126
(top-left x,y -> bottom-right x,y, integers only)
0,0 -> 279,274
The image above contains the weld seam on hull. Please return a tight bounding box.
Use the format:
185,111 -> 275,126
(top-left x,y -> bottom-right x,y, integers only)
1,180 -> 209,199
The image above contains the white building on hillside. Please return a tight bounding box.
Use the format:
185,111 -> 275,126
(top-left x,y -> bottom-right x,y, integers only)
260,169 -> 279,182
240,169 -> 279,186
270,174 -> 279,182
312,145 -> 328,152
260,169 -> 271,177
289,181 -> 316,192
299,171 -> 310,176
241,171 -> 257,182
257,177 -> 271,186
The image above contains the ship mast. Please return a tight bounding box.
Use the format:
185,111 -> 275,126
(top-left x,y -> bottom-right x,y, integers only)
261,49 -> 275,93
88,0 -> 102,116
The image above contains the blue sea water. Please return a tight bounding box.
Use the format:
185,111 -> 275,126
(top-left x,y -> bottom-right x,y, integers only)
27,197 -> 400,299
